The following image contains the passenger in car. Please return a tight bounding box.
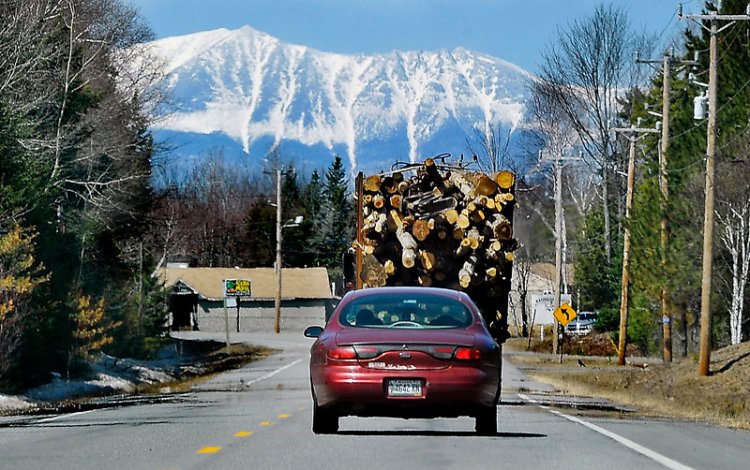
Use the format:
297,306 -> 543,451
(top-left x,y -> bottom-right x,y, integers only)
430,314 -> 461,327
356,308 -> 382,326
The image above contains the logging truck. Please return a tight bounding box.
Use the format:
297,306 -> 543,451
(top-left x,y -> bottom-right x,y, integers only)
343,156 -> 518,344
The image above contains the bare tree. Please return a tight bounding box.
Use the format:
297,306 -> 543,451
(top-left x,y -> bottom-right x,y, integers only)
717,153 -> 750,345
513,249 -> 533,337
0,0 -> 162,226
466,124 -> 514,173
531,3 -> 649,264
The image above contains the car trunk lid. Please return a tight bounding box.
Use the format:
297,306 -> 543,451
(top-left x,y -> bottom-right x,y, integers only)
336,329 -> 476,370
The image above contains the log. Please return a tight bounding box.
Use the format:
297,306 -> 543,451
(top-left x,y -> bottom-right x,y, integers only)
495,170 -> 515,190
361,254 -> 387,287
456,211 -> 471,229
382,176 -> 399,194
423,158 -> 448,195
495,192 -> 515,206
372,194 -> 385,209
470,209 -> 486,224
390,209 -> 404,228
488,214 -> 513,240
364,175 -> 382,192
383,259 -> 396,275
412,219 -> 430,241
419,250 -> 437,272
396,225 -> 418,268
418,274 -> 433,287
448,172 -> 476,200
374,213 -> 388,233
455,237 -> 472,257
458,256 -> 478,288
475,174 -> 498,196
444,209 -> 459,225
467,228 -> 482,250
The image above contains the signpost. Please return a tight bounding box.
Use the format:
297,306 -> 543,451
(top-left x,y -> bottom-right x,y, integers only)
553,302 -> 577,326
553,302 -> 576,363
222,279 -> 252,346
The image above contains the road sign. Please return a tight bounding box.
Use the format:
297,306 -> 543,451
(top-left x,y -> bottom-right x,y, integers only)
224,279 -> 251,297
553,303 -> 577,326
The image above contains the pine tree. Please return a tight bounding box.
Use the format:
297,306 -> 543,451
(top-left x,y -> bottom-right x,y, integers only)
316,157 -> 354,273
625,0 -> 750,354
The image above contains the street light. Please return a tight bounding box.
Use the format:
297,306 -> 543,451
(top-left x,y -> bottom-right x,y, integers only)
275,214 -> 302,333
273,165 -> 304,333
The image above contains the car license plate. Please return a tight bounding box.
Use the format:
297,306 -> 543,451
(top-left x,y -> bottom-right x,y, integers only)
387,379 -> 422,397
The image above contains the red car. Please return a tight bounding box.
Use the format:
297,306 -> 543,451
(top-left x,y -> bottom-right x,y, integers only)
304,286 -> 501,435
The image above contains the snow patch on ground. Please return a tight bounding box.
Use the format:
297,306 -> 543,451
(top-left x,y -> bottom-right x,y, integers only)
0,351 -> 181,413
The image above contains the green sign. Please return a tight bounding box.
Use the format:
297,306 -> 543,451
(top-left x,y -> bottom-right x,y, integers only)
224,279 -> 251,297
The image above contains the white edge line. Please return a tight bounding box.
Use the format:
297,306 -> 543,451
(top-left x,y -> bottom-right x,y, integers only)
37,359 -> 306,423
38,409 -> 96,423
244,357 -> 305,386
518,393 -> 694,470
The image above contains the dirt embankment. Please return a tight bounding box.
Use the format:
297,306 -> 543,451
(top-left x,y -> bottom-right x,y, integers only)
505,336 -> 750,430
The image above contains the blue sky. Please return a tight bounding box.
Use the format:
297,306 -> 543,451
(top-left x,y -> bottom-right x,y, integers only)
130,0 -> 689,73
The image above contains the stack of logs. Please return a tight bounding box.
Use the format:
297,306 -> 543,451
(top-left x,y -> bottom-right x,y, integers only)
356,158 -> 518,331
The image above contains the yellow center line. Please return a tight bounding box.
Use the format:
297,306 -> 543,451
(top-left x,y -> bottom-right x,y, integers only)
234,431 -> 253,437
259,421 -> 274,426
277,413 -> 290,419
197,446 -> 222,454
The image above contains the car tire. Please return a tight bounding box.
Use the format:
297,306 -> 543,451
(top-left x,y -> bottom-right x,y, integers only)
312,401 -> 339,434
474,405 -> 497,436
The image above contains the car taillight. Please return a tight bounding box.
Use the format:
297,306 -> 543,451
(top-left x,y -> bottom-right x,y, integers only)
431,346 -> 455,360
327,346 -> 357,360
353,345 -> 380,359
454,348 -> 481,360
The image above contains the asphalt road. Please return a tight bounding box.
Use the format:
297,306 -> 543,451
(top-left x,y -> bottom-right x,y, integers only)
1,332 -> 748,470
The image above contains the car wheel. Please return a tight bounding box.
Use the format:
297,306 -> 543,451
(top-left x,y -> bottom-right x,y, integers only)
474,405 -> 497,436
312,401 -> 338,434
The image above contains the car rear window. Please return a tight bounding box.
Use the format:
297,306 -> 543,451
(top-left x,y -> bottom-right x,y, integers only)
339,292 -> 474,329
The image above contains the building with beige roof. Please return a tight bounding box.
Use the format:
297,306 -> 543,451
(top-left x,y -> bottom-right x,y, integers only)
156,265 -> 334,333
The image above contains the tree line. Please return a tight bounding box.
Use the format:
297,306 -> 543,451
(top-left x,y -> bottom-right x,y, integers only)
0,0 -> 355,391
521,0 -> 750,356
4,0 -> 749,392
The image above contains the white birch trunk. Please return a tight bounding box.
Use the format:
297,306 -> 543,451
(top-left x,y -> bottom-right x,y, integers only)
719,204 -> 750,345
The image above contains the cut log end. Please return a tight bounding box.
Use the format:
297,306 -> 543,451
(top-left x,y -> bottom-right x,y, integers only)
495,170 -> 516,190
364,175 -> 382,192
412,219 -> 431,241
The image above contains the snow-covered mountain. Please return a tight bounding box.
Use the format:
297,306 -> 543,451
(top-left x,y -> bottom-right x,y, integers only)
143,26 -> 535,175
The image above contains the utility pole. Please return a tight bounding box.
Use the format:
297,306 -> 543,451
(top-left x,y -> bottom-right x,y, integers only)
636,51 -> 699,363
659,56 -> 674,364
546,151 -> 580,355
679,2 -> 750,376
611,125 -> 658,366
274,167 -> 282,334
553,157 -> 563,356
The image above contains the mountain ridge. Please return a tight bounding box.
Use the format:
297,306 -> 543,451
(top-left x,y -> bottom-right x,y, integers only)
142,25 -> 536,174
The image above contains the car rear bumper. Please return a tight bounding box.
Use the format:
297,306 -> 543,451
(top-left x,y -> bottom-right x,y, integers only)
312,363 -> 499,416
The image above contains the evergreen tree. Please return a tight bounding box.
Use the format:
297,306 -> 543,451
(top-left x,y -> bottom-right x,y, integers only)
624,0 -> 750,354
316,157 -> 354,275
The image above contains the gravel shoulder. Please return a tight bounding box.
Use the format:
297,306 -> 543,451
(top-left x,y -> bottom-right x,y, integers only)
503,337 -> 750,431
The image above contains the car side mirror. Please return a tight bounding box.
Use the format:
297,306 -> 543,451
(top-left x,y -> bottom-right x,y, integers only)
304,326 -> 323,338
